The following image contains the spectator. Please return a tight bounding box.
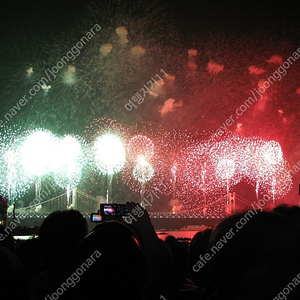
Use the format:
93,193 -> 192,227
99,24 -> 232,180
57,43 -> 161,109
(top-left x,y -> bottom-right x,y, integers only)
0,224 -> 15,253
126,202 -> 180,299
0,246 -> 31,300
70,220 -> 148,300
69,202 -> 180,300
16,237 -> 43,280
273,204 -> 300,223
31,209 -> 88,299
38,209 -> 88,272
165,235 -> 189,288
188,229 -> 214,299
208,211 -> 300,300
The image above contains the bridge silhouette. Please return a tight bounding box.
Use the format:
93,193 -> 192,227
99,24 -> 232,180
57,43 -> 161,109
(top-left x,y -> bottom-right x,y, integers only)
9,189 -> 254,220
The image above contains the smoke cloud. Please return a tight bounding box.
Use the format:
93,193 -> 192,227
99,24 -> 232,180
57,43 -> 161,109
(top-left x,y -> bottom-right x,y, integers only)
207,60 -> 224,74
99,43 -> 113,56
187,48 -> 197,69
266,55 -> 283,65
248,65 -> 265,75
131,45 -> 146,58
159,98 -> 183,116
115,26 -> 129,45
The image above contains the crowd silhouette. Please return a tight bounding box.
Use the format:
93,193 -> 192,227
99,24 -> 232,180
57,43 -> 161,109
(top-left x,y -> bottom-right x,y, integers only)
1,202 -> 300,299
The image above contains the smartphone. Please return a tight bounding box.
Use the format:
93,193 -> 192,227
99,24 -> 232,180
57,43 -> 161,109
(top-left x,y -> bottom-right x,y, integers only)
90,213 -> 102,222
100,204 -> 129,217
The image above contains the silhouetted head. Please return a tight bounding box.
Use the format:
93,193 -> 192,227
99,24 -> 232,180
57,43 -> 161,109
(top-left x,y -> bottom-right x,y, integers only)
188,228 -> 213,291
71,221 -> 148,300
165,235 -> 188,284
39,209 -> 88,272
273,204 -> 300,223
208,211 -> 300,300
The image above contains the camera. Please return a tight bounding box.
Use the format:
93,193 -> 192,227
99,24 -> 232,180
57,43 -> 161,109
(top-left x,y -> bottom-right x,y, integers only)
90,204 -> 129,222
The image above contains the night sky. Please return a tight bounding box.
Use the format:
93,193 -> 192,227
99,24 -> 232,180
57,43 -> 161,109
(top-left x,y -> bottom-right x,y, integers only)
1,0 -> 300,37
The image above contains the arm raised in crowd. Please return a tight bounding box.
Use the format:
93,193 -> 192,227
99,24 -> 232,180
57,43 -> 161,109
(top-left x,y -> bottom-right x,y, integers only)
126,202 -> 180,299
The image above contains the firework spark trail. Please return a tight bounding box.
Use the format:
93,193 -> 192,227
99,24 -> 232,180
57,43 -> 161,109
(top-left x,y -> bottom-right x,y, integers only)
127,134 -> 154,162
171,131 -> 292,211
251,140 -> 292,199
124,134 -> 155,192
121,123 -> 166,194
154,128 -> 197,197
0,126 -> 33,203
133,156 -> 154,183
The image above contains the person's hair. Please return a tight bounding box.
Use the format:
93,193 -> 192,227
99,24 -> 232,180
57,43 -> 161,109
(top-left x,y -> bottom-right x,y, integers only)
70,220 -> 148,300
0,246 -> 30,300
273,204 -> 300,223
188,228 -> 213,291
39,209 -> 88,271
165,235 -> 188,284
208,211 -> 300,300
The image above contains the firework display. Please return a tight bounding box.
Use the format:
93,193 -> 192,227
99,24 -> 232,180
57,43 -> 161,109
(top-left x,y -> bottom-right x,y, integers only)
53,135 -> 86,190
127,134 -> 154,161
120,127 -> 293,211
124,134 -> 155,191
84,118 -> 129,144
250,140 -> 291,200
93,133 -> 126,175
121,123 -> 169,195
0,121 -> 293,212
20,129 -> 58,178
127,135 -> 155,187
84,118 -> 128,174
161,131 -> 292,211
53,135 -> 87,205
83,118 -> 129,203
133,156 -> 155,183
